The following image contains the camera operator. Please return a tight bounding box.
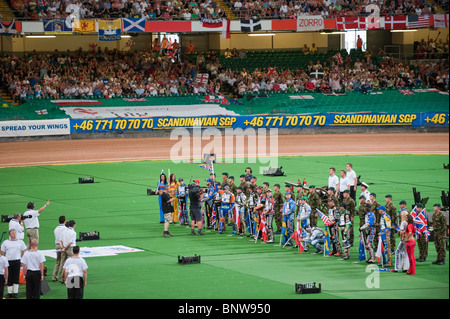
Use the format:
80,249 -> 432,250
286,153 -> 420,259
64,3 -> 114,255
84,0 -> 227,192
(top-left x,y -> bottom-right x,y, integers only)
23,200 -> 50,250
189,180 -> 205,236
8,213 -> 25,241
161,185 -> 175,238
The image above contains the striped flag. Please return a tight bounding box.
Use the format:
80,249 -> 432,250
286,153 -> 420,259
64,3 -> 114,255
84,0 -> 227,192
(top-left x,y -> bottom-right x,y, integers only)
316,209 -> 334,226
408,15 -> 430,29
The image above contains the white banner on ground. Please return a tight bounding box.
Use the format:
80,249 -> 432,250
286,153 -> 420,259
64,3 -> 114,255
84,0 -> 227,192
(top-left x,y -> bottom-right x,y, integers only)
41,245 -> 144,259
61,104 -> 238,119
0,119 -> 70,137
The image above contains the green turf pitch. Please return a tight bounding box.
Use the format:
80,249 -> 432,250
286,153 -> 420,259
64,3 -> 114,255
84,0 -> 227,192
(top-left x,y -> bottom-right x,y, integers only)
0,154 -> 448,300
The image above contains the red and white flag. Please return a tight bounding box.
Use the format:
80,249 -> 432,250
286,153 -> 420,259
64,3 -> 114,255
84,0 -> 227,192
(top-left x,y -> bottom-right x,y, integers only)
202,18 -> 230,39
259,214 -> 267,242
433,14 -> 449,28
35,109 -> 48,115
384,16 -> 407,30
336,17 -> 359,30
376,236 -> 384,263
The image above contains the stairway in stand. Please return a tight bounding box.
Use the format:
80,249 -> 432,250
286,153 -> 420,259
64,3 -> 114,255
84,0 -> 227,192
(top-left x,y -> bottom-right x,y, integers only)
1,89 -> 17,106
0,0 -> 14,20
217,0 -> 236,19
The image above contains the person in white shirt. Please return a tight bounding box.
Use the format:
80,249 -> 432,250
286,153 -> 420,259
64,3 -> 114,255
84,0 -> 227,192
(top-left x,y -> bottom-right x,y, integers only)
21,239 -> 46,299
52,216 -> 67,282
0,253 -> 8,299
0,229 -> 27,299
23,200 -> 50,250
360,182 -> 370,202
59,220 -> 77,284
63,245 -> 88,299
8,214 -> 25,241
328,167 -> 339,194
346,163 -> 357,201
338,169 -> 348,201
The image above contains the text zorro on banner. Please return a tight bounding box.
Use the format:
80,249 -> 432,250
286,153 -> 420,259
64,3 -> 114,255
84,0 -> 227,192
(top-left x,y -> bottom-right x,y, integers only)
297,16 -> 324,31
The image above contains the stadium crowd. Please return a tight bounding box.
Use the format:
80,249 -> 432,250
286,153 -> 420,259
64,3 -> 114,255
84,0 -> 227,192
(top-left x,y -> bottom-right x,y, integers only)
0,42 -> 448,103
8,0 -> 448,21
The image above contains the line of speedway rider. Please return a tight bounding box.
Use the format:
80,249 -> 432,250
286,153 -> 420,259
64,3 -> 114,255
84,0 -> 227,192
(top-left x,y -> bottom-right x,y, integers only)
176,172 -> 375,262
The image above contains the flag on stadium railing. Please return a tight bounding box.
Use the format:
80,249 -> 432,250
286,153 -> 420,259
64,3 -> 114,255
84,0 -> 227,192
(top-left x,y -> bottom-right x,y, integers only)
43,19 -> 73,33
201,18 -> 230,39
35,109 -> 48,115
240,18 -> 261,32
384,16 -> 407,30
199,164 -> 214,173
316,209 -> 334,226
433,14 -> 449,28
336,17 -> 359,30
376,235 -> 384,263
73,19 -> 96,33
98,19 -> 121,41
410,206 -> 430,241
122,18 -> 146,32
408,15 -> 430,29
0,20 -> 22,34
366,16 -> 381,30
359,233 -> 366,261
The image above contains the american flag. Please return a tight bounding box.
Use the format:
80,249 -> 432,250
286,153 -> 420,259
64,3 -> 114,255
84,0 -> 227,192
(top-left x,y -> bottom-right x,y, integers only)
316,209 -> 334,226
408,15 -> 430,29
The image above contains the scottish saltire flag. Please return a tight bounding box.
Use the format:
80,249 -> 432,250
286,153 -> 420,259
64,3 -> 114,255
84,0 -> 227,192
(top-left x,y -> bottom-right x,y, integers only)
316,209 -> 334,226
323,226 -> 331,255
122,18 -> 145,32
359,233 -> 366,261
199,164 -> 214,173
